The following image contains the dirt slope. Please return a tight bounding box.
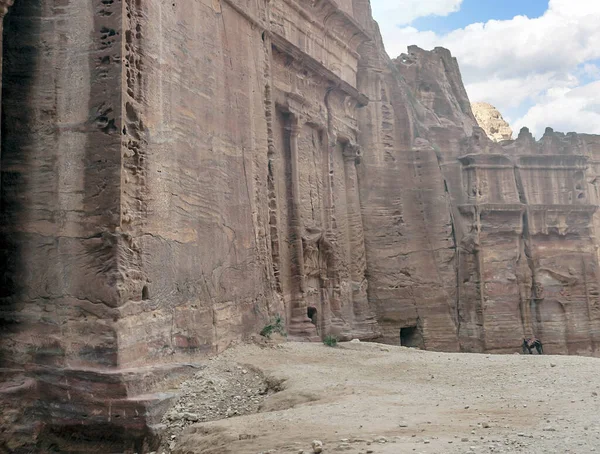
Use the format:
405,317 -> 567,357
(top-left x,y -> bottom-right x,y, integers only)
167,341 -> 600,454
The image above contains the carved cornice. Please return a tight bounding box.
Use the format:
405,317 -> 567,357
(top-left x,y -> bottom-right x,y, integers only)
277,0 -> 370,55
516,155 -> 588,170
528,204 -> 597,214
0,0 -> 13,16
458,153 -> 514,170
270,33 -> 369,106
458,203 -> 525,215
311,0 -> 370,46
458,153 -> 590,170
458,203 -> 597,216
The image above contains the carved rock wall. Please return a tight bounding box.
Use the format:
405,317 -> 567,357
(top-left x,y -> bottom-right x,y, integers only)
354,22 -> 461,351
383,46 -> 600,356
1,0 -> 123,370
2,0 -> 600,450
116,0 -> 274,367
0,1 -> 131,450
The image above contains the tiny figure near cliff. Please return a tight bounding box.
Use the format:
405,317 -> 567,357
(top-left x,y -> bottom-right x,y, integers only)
522,337 -> 543,355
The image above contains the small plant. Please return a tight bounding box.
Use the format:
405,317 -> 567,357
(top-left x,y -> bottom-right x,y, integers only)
260,314 -> 286,338
323,334 -> 338,347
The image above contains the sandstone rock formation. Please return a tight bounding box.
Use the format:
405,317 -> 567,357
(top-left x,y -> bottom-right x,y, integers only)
1,0 -> 600,451
472,102 -> 513,141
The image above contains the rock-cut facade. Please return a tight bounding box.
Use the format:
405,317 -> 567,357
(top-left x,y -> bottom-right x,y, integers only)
1,0 -> 600,450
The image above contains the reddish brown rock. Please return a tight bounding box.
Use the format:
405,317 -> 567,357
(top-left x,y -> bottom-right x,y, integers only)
1,0 -> 600,450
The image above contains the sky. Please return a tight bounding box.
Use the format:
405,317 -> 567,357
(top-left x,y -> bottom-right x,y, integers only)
370,0 -> 600,138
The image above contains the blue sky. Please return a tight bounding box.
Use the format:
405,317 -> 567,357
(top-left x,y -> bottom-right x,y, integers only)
411,1 -> 549,34
370,0 -> 600,137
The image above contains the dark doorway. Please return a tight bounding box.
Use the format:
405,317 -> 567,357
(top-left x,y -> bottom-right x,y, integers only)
400,326 -> 422,348
307,306 -> 317,325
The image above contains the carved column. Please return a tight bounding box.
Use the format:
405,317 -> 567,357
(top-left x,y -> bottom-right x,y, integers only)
286,118 -> 318,340
0,1 -> 12,103
0,0 -> 13,200
343,142 -> 377,336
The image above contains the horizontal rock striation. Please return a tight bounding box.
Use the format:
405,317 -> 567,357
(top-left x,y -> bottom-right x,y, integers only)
1,0 -> 600,450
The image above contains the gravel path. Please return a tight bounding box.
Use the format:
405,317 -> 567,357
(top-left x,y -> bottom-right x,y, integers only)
163,341 -> 600,454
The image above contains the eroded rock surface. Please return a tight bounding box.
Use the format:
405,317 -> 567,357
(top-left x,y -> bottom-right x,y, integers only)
472,102 -> 513,141
0,0 -> 599,451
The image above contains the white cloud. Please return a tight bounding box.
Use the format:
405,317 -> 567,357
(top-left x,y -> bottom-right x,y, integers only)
465,72 -> 578,110
513,80 -> 600,135
371,0 -> 600,136
371,0 -> 463,27
377,26 -> 439,59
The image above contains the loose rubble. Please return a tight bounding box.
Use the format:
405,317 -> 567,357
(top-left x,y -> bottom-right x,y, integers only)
159,360 -> 273,452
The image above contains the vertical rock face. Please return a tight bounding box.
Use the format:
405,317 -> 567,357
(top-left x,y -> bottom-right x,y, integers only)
472,102 -> 514,141
1,0 -> 600,450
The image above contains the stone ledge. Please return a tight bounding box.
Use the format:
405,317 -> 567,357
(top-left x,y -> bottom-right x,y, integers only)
516,155 -> 589,168
0,363 -> 201,452
458,153 -> 514,168
270,32 -> 369,106
458,203 -> 525,215
527,204 -> 597,213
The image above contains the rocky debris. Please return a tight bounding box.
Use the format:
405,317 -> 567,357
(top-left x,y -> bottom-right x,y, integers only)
311,440 -> 323,453
472,102 -> 513,141
160,360 -> 272,450
162,362 -> 269,424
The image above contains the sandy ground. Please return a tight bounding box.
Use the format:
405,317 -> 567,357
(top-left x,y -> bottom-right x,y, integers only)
165,341 -> 600,454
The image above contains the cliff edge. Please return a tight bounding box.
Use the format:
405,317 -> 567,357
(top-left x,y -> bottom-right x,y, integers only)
472,101 -> 514,141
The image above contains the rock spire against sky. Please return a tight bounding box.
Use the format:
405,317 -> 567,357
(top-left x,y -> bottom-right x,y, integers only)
370,0 -> 600,138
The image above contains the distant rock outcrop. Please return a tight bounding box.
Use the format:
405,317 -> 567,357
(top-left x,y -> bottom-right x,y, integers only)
472,102 -> 513,141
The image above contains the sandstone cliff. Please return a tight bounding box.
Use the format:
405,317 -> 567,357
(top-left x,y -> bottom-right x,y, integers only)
1,0 -> 599,451
472,102 -> 513,141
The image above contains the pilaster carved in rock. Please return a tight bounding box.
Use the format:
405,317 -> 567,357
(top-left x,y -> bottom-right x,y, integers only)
0,0 -> 12,210
0,0 -> 13,16
285,117 -> 319,340
341,141 -> 376,336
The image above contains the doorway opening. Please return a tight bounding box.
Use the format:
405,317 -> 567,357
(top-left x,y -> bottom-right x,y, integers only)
400,325 -> 423,348
142,285 -> 150,301
307,306 -> 317,325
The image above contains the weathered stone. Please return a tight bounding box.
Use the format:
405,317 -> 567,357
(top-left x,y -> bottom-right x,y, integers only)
183,412 -> 199,422
1,0 -> 600,450
312,439 -> 324,453
472,102 -> 513,141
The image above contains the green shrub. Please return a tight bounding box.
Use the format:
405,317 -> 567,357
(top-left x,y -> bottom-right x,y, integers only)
323,334 -> 338,347
260,314 -> 286,338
